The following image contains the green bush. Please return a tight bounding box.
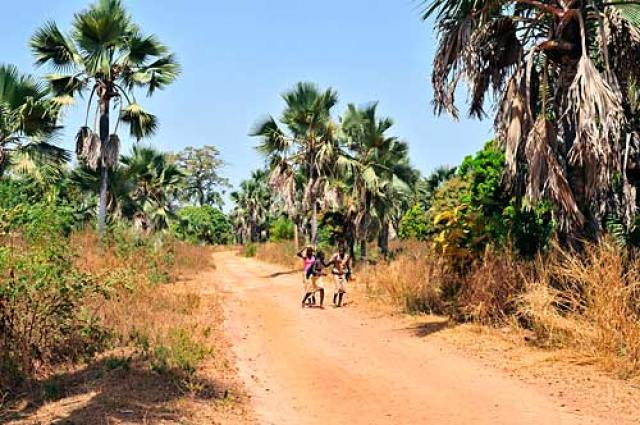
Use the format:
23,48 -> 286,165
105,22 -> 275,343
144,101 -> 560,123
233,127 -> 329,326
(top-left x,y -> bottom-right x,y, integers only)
150,328 -> 209,376
172,205 -> 231,244
269,216 -> 294,241
242,243 -> 257,257
0,234 -> 109,387
429,142 -> 554,260
399,204 -> 430,240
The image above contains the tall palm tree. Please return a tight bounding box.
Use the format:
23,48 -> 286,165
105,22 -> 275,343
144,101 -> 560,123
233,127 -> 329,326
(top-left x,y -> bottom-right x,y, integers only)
30,0 -> 180,234
342,103 -> 415,259
422,0 -> 640,238
253,82 -> 348,245
0,64 -> 68,181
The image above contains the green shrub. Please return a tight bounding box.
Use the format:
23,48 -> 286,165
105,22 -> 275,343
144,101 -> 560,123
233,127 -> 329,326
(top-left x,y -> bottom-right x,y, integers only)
242,243 -> 257,257
149,328 -> 209,376
172,205 -> 231,244
399,204 -> 430,240
269,216 -> 294,241
0,235 -> 109,387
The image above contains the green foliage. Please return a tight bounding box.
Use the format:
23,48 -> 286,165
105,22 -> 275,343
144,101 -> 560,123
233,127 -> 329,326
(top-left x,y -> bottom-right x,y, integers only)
173,205 -> 231,245
242,243 -> 257,257
174,145 -> 230,208
0,228 -> 109,387
399,204 -> 430,241
269,216 -> 294,241
429,142 -> 554,261
149,328 -> 209,377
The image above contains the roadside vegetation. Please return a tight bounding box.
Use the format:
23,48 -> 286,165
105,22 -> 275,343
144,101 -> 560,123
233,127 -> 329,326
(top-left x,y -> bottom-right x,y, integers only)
0,1 -> 240,422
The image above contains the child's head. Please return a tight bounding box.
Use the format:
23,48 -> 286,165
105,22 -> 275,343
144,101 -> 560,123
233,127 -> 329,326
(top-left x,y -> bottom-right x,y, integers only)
317,251 -> 325,261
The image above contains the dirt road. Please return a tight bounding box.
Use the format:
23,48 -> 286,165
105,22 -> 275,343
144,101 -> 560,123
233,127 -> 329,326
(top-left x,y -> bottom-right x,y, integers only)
216,252 -> 607,425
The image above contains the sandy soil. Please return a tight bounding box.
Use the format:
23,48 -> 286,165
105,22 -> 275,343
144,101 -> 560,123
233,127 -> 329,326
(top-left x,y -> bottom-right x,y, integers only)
217,251 -> 623,425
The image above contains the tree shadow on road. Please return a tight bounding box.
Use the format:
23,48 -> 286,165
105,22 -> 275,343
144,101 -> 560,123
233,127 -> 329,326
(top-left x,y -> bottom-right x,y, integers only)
262,270 -> 299,279
401,318 -> 452,338
3,354 -> 235,425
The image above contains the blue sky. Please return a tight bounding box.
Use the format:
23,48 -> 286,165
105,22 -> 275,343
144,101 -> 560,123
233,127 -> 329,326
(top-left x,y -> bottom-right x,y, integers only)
2,0 -> 492,201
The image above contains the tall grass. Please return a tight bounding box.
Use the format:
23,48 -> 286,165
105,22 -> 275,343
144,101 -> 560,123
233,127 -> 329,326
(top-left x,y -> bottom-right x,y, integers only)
359,239 -> 640,378
252,241 -> 299,269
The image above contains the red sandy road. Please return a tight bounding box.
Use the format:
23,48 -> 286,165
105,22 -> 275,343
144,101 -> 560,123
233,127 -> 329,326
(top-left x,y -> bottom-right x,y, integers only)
217,252 -> 606,425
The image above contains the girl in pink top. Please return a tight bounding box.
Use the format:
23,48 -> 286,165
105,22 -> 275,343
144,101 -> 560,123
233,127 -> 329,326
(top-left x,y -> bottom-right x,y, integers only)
297,246 -> 324,307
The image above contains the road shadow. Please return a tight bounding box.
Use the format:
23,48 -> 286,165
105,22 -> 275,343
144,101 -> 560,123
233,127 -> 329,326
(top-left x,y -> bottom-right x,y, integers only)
262,269 -> 299,279
401,318 -> 452,338
3,354 -> 233,424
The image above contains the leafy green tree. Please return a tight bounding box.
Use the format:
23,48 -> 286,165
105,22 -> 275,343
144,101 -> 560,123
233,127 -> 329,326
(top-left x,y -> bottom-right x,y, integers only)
173,205 -> 231,244
72,146 -> 184,230
415,166 -> 456,210
269,216 -> 295,241
174,145 -> 230,208
422,0 -> 640,237
30,0 -> 180,233
120,145 -> 184,230
0,64 -> 67,181
399,204 -> 430,241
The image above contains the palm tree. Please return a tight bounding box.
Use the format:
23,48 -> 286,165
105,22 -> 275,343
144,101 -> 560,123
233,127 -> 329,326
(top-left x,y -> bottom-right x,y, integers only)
30,0 -> 180,234
342,103 -> 415,259
72,146 -> 183,230
230,169 -> 272,243
422,0 -> 640,238
0,64 -> 68,181
120,145 -> 184,230
253,82 -> 348,246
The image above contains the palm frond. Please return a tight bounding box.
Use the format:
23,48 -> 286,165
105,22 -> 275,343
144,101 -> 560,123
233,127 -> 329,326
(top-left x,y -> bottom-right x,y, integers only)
30,21 -> 81,71
120,103 -> 158,140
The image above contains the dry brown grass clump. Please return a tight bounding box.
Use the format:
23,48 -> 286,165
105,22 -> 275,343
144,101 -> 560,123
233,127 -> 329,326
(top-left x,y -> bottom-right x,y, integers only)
252,241 -> 299,269
361,238 -> 640,378
359,250 -> 452,314
517,240 -> 640,377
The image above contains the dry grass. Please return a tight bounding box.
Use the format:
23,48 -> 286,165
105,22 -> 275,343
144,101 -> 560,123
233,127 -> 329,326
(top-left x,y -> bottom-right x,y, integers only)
517,241 -> 640,378
358,239 -> 640,379
2,230 -> 254,424
252,241 -> 299,269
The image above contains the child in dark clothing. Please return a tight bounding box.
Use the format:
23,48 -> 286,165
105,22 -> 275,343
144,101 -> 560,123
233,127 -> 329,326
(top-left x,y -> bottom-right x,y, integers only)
302,251 -> 328,307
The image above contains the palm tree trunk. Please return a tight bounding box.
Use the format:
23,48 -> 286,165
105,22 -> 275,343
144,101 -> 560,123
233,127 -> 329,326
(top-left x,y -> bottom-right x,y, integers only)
293,217 -> 299,249
311,198 -> 318,245
97,98 -> 110,235
360,238 -> 367,263
379,219 -> 390,257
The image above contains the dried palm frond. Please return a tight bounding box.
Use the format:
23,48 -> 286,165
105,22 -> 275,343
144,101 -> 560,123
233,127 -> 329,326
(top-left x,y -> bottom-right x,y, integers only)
85,133 -> 102,171
321,182 -> 343,211
463,17 -> 520,119
432,16 -> 476,118
525,117 -> 585,230
75,126 -> 92,159
496,70 -> 530,183
566,53 -> 625,204
102,134 -> 120,168
269,161 -> 297,217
